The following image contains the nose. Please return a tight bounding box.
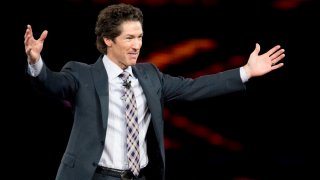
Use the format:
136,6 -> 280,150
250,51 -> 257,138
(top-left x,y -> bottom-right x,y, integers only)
132,38 -> 142,50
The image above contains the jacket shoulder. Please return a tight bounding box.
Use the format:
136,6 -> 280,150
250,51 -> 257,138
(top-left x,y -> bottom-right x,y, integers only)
62,61 -> 91,71
135,63 -> 159,72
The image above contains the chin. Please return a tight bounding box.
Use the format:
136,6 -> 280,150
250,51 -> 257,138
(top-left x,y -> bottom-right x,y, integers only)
129,60 -> 138,65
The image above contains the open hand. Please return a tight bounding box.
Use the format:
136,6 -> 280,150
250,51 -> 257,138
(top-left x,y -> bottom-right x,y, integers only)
243,43 -> 285,79
24,24 -> 48,64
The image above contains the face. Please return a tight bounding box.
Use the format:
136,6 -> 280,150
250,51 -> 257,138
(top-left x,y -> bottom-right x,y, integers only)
104,21 -> 143,69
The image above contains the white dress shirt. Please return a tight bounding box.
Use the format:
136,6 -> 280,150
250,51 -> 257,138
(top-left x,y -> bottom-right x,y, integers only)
99,55 -> 150,170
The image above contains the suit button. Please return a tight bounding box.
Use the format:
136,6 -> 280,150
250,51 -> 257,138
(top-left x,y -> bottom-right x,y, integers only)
100,141 -> 104,146
92,162 -> 97,167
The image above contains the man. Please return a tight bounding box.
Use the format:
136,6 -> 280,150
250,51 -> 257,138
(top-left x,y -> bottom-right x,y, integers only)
24,3 -> 285,180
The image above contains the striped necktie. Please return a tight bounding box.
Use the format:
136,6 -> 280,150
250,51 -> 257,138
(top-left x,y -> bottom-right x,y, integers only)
119,71 -> 140,176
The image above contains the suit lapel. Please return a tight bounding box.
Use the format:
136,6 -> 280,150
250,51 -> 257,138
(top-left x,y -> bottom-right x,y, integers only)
91,56 -> 109,130
132,65 -> 163,144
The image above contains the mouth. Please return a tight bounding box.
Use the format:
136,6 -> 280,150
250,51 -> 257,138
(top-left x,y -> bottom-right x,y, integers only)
128,52 -> 139,59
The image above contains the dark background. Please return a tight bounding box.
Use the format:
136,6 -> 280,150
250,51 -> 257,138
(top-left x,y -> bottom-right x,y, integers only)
5,0 -> 316,179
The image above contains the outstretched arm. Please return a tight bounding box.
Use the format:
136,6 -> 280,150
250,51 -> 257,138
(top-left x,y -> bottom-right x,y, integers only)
24,24 -> 48,64
243,43 -> 285,79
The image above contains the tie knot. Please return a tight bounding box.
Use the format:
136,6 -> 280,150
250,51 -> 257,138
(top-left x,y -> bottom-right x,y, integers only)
119,71 -> 130,82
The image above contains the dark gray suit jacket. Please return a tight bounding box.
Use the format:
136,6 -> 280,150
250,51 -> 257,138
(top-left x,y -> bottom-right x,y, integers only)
30,55 -> 245,180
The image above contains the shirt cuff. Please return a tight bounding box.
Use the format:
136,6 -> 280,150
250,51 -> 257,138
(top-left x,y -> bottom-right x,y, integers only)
28,57 -> 43,77
240,67 -> 249,83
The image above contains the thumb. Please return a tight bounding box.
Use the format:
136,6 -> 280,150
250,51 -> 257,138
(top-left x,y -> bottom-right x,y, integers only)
39,30 -> 48,42
253,43 -> 260,55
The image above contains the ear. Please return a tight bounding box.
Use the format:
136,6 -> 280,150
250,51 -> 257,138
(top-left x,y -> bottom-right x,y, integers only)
103,37 -> 113,47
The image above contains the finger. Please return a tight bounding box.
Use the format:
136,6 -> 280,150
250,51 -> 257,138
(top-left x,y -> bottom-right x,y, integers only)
24,33 -> 31,46
271,62 -> 284,70
24,27 -> 31,39
25,47 -> 32,55
270,48 -> 285,60
24,29 -> 28,39
27,24 -> 33,38
272,54 -> 285,65
24,25 -> 33,43
266,45 -> 281,57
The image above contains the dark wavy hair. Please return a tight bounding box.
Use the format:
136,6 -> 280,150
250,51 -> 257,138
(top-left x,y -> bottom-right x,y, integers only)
95,3 -> 143,54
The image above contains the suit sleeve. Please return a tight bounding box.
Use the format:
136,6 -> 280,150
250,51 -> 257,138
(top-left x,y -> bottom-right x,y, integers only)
159,67 -> 246,102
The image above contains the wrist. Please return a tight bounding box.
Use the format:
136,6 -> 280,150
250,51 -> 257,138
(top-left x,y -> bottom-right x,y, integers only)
243,64 -> 252,80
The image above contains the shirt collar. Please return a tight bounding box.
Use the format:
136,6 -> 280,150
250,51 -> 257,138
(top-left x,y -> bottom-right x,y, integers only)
102,55 -> 134,80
